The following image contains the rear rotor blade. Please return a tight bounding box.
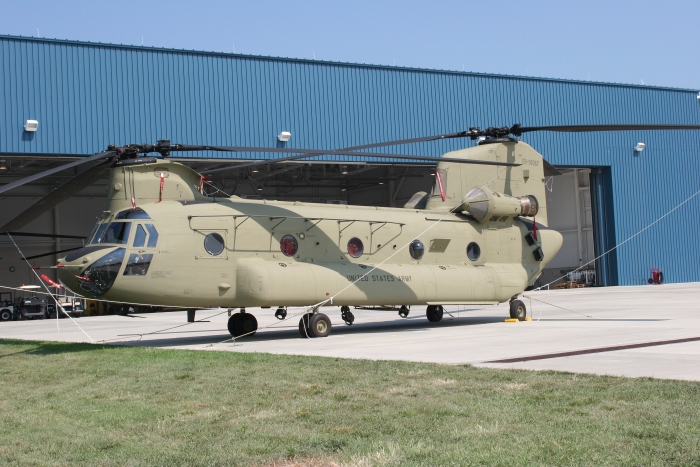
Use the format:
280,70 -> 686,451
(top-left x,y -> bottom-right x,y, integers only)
0,150 -> 116,196
200,153 -> 519,174
0,161 -> 112,233
513,124 -> 700,135
172,145 -> 479,160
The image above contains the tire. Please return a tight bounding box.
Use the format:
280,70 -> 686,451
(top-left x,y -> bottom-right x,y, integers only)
426,305 -> 443,322
398,305 -> 410,318
342,310 -> 355,326
510,300 -> 527,321
229,313 -> 257,337
298,313 -> 314,338
0,309 -> 12,322
237,313 -> 258,337
309,313 -> 332,338
227,313 -> 240,336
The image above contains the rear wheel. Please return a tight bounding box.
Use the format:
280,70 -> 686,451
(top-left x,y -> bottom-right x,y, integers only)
426,305 -> 443,322
299,313 -> 314,338
309,313 -> 332,338
510,300 -> 527,321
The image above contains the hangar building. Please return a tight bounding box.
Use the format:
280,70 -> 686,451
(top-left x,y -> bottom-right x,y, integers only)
2,35 -> 700,290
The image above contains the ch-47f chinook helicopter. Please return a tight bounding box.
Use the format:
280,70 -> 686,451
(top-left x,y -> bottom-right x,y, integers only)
2,123 -> 699,338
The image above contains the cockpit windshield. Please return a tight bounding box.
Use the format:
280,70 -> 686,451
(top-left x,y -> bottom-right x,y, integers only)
91,222 -> 131,245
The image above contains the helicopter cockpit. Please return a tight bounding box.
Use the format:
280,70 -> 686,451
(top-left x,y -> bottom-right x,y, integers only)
60,208 -> 160,296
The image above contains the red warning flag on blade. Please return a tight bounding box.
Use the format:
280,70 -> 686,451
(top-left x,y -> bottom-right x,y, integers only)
40,274 -> 62,289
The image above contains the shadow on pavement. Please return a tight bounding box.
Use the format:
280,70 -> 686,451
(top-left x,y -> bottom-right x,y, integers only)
127,315 -> 506,347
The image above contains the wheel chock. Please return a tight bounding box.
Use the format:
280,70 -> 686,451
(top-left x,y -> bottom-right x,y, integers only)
525,317 -> 532,322
504,318 -> 519,323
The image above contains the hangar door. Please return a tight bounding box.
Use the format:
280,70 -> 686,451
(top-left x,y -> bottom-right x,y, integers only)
541,168 -> 617,287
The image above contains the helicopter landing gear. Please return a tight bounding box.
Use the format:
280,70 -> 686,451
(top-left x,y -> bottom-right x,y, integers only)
227,311 -> 258,337
398,305 -> 410,318
299,312 -> 332,338
275,307 -> 287,320
509,299 -> 527,321
340,306 -> 354,325
426,305 -> 443,322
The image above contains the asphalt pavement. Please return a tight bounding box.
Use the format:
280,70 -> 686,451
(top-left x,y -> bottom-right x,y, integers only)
1,282 -> 699,381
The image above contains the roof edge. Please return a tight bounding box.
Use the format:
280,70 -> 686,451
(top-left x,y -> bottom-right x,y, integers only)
2,34 -> 698,94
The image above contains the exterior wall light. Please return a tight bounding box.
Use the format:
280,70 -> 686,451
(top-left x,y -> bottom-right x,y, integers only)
634,142 -> 645,152
0,159 -> 7,171
24,120 -> 39,132
277,131 -> 291,142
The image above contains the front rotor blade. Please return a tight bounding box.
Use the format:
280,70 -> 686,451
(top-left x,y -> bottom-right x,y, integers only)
5,232 -> 87,239
513,124 -> 700,135
22,246 -> 83,261
0,150 -> 115,196
0,161 -> 112,233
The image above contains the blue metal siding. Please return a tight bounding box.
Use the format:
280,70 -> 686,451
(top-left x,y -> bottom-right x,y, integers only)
2,35 -> 700,286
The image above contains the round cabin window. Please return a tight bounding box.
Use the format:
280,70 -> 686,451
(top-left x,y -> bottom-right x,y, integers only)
467,242 -> 481,261
347,237 -> 364,258
204,233 -> 225,256
280,235 -> 298,257
409,240 -> 425,260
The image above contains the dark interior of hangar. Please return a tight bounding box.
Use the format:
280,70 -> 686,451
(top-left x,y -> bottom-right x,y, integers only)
0,156 -> 435,289
1,153 -> 619,292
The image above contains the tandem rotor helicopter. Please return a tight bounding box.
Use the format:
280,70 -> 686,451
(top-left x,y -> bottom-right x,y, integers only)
2,123 -> 699,338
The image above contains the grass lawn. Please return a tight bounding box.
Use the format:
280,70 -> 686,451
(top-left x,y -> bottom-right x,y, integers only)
0,339 -> 698,466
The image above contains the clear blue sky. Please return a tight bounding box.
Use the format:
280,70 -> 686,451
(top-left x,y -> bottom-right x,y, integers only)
1,0 -> 698,90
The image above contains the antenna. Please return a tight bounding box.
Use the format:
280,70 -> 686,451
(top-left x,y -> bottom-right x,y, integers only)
233,44 -> 235,53
37,28 -> 40,37
313,52 -> 316,60
141,36 -> 144,46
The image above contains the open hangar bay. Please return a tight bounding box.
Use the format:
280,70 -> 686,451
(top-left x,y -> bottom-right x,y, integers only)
1,34 -> 700,300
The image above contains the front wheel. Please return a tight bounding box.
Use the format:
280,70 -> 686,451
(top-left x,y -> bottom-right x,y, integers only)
0,309 -> 12,322
510,300 -> 527,321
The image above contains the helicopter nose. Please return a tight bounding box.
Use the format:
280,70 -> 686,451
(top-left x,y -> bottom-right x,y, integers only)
58,246 -> 125,297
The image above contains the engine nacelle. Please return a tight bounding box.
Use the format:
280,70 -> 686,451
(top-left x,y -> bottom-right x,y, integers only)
461,187 -> 538,223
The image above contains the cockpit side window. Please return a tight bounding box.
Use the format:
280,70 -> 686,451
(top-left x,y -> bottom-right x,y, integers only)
133,225 -> 147,248
145,224 -> 159,248
90,224 -> 110,244
86,223 -> 100,244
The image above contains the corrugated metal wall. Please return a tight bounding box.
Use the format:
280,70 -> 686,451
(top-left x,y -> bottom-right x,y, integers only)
2,35 -> 700,285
